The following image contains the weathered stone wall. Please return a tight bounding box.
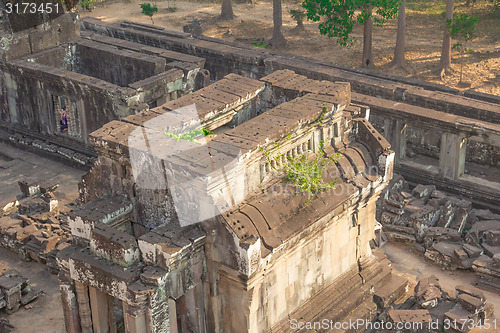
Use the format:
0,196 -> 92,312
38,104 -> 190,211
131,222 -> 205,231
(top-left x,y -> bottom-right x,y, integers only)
0,60 -> 137,143
75,39 -> 166,87
80,17 -> 500,123
208,196 -> 378,333
0,12 -> 79,61
80,18 -> 269,81
23,45 -> 75,71
370,114 -> 500,168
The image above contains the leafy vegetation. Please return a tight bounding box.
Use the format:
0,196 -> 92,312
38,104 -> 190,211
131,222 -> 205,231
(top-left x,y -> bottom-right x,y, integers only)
140,3 -> 158,24
301,0 -> 401,46
252,41 -> 269,48
447,13 -> 478,83
163,127 -> 213,145
259,105 -> 341,204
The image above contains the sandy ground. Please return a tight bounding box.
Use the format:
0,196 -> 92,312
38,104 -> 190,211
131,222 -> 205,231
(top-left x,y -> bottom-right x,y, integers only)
0,247 -> 66,333
81,0 -> 500,96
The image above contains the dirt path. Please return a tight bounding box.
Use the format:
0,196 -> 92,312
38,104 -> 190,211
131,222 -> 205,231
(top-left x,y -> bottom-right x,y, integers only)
81,0 -> 500,96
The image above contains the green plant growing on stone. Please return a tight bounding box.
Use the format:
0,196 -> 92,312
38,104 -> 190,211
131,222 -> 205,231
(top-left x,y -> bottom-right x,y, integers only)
259,104 -> 341,204
140,3 -> 158,25
164,127 -> 213,145
447,13 -> 478,84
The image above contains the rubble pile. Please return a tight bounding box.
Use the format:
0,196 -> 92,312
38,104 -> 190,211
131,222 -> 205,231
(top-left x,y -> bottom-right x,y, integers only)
376,276 -> 494,333
0,263 -> 43,315
0,180 -> 72,272
377,174 -> 500,292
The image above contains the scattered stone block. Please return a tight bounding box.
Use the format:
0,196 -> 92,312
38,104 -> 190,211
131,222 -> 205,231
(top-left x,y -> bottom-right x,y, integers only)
455,285 -> 485,302
412,184 -> 435,201
481,243 -> 500,258
386,308 -> 432,333
457,293 -> 484,313
462,244 -> 482,258
415,275 -> 442,308
18,181 -> 40,197
492,253 -> 500,267
484,230 -> 500,246
473,209 -> 500,221
455,249 -> 468,261
381,211 -> 399,225
373,274 -> 409,309
443,305 -> 473,332
0,216 -> 22,233
410,205 -> 440,234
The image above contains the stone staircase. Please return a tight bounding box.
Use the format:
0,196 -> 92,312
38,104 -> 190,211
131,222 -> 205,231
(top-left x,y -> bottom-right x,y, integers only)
269,250 -> 409,333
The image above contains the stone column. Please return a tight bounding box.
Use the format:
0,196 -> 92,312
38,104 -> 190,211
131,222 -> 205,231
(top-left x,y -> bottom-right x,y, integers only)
74,281 -> 93,333
89,286 -> 111,333
123,302 -> 147,333
59,275 -> 82,333
439,132 -> 467,179
384,119 -> 407,161
167,298 -> 179,333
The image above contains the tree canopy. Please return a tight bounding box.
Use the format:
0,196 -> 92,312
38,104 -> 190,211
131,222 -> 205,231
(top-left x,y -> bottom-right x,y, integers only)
302,0 -> 401,46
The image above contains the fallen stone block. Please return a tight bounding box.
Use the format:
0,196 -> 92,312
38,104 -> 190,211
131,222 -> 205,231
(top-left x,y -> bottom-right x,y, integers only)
18,181 -> 40,197
386,231 -> 416,244
425,242 -> 466,270
382,202 -> 404,215
423,227 -> 462,246
449,207 -> 468,233
462,244 -> 482,258
0,216 -> 22,233
484,230 -> 500,246
412,184 -> 435,201
437,200 -> 457,228
481,243 -> 500,259
455,249 -> 468,261
373,274 -> 409,309
381,211 -> 399,225
410,205 -> 440,235
493,254 -> 500,267
457,293 -> 484,313
474,276 -> 500,296
415,275 -> 442,308
0,318 -> 14,332
444,305 -> 474,332
386,308 -> 432,333
455,285 -> 485,302
473,209 -> 500,221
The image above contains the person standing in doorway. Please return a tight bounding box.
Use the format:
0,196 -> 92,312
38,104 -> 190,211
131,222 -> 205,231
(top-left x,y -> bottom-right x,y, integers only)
59,107 -> 68,131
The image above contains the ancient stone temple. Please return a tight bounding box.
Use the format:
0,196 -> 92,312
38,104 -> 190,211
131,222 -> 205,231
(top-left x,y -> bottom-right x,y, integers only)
0,8 -> 208,165
55,65 -> 408,333
3,6 -> 498,333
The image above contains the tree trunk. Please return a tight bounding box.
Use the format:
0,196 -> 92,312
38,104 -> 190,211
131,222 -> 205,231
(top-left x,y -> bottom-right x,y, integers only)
392,0 -> 406,68
459,48 -> 463,82
440,0 -> 454,73
220,0 -> 235,20
362,6 -> 373,68
270,0 -> 287,48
